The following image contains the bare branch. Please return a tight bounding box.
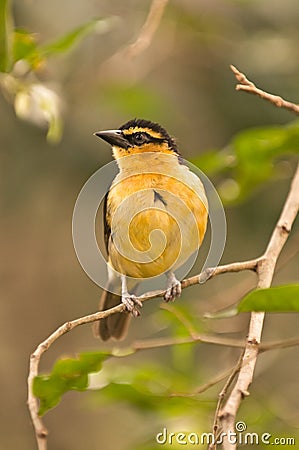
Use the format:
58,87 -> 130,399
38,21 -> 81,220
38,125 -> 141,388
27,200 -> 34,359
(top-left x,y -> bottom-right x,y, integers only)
27,257 -> 259,449
99,0 -> 169,80
135,334 -> 299,404
138,259 -> 259,302
27,306 -> 124,450
260,337 -> 299,352
132,334 -> 299,354
160,302 -> 199,337
209,353 -> 244,450
218,160 -> 299,449
132,334 -> 247,351
212,68 -> 299,450
125,0 -> 169,59
230,65 -> 299,115
170,363 -> 242,398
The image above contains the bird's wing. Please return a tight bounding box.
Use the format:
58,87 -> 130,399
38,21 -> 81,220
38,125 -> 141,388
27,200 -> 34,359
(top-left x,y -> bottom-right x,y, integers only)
103,191 -> 111,254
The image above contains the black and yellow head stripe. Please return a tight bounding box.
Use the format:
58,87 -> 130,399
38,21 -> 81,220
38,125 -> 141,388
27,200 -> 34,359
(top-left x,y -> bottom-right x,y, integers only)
120,118 -> 179,153
122,126 -> 163,140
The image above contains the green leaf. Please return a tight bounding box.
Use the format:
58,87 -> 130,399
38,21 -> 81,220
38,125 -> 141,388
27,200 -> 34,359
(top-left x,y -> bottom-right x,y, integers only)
194,121 -> 299,204
238,284 -> 299,313
0,0 -> 13,72
8,17 -> 116,71
231,122 -> 299,200
33,351 -> 111,416
12,29 -> 43,69
40,17 -> 110,57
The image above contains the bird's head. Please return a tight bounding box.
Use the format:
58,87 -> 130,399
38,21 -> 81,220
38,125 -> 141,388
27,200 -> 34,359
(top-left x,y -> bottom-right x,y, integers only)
94,119 -> 180,160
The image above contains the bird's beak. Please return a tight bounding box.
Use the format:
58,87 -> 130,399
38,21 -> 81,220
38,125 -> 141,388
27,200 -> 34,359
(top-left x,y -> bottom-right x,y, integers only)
94,129 -> 131,149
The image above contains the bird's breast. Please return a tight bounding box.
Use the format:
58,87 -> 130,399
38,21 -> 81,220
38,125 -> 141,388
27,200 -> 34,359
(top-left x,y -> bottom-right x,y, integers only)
106,166 -> 208,278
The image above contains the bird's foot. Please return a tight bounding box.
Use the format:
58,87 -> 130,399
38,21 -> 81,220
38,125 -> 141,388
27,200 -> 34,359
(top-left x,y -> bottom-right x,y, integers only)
164,273 -> 182,302
122,294 -> 143,317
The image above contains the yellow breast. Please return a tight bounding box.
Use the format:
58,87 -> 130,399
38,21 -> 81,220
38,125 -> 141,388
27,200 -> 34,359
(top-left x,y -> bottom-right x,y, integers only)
105,155 -> 208,279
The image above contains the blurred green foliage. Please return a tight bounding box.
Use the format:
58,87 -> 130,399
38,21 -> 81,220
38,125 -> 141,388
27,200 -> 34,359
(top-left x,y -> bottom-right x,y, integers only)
194,121 -> 299,203
40,17 -> 111,57
1,1 -> 299,450
33,351 -> 110,415
11,17 -> 113,70
0,1 -> 114,142
12,29 -> 43,70
34,284 -> 299,416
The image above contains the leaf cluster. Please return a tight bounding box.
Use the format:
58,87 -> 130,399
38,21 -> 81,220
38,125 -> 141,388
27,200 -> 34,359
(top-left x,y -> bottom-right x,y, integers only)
0,1 -> 113,142
193,122 -> 299,203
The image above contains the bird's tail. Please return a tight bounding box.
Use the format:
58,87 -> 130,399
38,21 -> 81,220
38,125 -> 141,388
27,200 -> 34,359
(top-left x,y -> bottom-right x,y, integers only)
93,287 -> 131,341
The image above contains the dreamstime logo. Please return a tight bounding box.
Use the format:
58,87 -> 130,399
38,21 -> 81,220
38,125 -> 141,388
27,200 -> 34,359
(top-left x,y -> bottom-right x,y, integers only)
155,424 -> 296,446
72,153 -> 226,294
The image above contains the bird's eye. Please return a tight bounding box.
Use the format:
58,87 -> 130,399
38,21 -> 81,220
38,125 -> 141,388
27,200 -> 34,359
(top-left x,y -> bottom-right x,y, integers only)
133,132 -> 147,145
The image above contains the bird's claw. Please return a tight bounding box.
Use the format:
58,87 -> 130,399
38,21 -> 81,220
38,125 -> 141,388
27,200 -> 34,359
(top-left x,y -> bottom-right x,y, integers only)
122,294 -> 143,317
164,280 -> 182,302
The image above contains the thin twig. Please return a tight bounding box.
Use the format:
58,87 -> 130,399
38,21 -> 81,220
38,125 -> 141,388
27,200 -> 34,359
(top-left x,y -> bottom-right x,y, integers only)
132,334 -> 247,351
209,352 -> 244,450
230,65 -> 299,115
169,363 -> 243,398
260,337 -> 299,352
131,333 -> 299,354
160,302 -> 201,338
142,334 -> 299,403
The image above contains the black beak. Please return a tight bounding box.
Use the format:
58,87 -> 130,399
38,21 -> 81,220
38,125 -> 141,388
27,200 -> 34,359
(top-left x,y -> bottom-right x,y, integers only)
94,130 -> 131,149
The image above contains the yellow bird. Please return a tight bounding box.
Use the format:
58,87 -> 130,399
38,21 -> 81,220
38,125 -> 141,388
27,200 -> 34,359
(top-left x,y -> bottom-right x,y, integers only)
94,119 -> 208,340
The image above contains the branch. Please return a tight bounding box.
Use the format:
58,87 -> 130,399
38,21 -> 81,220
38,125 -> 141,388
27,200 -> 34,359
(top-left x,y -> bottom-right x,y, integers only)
133,335 -> 247,352
132,334 -> 299,354
216,65 -> 299,450
230,65 -> 299,115
27,257 -> 258,449
132,334 -> 299,403
170,362 -> 243,399
125,0 -> 169,59
27,305 -> 125,448
209,353 -> 245,450
99,0 -> 169,80
219,179 -> 299,441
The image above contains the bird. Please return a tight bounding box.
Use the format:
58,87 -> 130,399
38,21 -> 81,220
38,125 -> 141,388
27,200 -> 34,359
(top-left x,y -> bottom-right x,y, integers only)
93,118 -> 208,340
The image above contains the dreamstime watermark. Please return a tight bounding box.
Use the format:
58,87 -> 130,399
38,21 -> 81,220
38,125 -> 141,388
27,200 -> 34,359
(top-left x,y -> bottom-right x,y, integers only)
155,422 -> 296,446
72,153 -> 227,293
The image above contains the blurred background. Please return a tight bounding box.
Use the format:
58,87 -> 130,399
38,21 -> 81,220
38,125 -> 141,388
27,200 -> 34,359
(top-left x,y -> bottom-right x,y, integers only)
1,0 -> 299,449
